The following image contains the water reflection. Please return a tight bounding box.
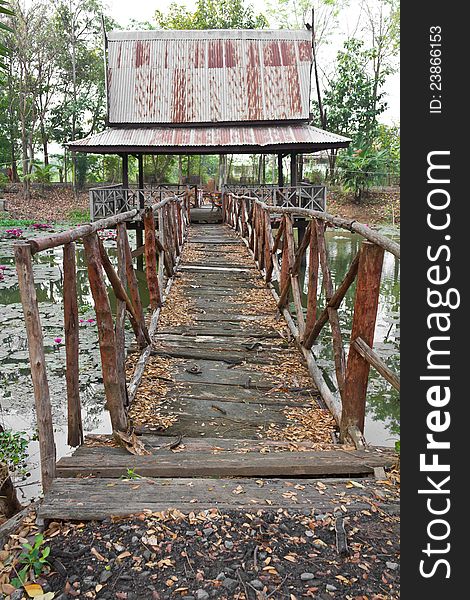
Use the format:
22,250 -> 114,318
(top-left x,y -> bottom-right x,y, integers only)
299,229 -> 400,446
0,230 -> 139,499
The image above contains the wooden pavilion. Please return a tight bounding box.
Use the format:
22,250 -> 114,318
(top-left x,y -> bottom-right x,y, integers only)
68,27 -> 350,224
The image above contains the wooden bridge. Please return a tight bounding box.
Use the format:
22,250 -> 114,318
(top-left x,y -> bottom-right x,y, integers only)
14,189 -> 400,522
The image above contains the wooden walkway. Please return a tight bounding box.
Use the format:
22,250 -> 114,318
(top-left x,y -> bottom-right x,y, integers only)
39,224 -> 396,521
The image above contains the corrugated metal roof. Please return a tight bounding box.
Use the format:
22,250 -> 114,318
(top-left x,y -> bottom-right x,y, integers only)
68,124 -> 351,153
106,29 -> 313,125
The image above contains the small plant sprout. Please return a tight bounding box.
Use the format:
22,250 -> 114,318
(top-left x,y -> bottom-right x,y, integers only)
122,468 -> 141,480
11,534 -> 51,588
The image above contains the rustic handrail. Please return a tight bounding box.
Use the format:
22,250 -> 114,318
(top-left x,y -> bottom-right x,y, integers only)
14,194 -> 189,491
232,195 -> 400,259
223,192 -> 400,445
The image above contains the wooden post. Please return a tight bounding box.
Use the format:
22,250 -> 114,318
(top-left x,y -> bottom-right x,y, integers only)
304,220 -> 319,335
144,207 -> 162,310
290,152 -> 298,187
278,217 -> 291,308
137,154 -> 145,271
284,213 -> 305,335
315,220 -> 346,396
14,242 -> 56,491
340,241 -> 385,439
277,154 -> 284,188
120,223 -> 150,346
115,223 -> 129,406
303,251 -> 360,348
157,207 -> 165,283
98,238 -> 149,346
63,242 -> 83,447
83,233 -> 128,434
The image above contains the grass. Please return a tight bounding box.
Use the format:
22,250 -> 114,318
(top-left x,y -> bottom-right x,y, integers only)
0,213 -> 36,227
67,208 -> 90,224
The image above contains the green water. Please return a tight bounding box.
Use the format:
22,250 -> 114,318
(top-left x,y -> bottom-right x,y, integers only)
0,225 -> 399,499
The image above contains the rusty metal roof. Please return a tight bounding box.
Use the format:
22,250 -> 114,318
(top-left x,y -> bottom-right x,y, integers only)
68,124 -> 350,154
106,29 -> 313,125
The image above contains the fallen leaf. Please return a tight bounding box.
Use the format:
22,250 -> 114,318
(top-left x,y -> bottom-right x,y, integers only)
1,583 -> 16,595
24,583 -> 44,597
284,555 -> 297,562
91,547 -> 107,561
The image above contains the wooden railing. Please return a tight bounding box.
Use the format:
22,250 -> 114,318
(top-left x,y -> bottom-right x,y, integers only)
89,184 -> 197,221
14,192 -> 189,491
223,193 -> 400,448
222,184 -> 327,211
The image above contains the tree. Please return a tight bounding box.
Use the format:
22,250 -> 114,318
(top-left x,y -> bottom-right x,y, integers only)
155,0 -> 268,30
337,144 -> 388,202
315,38 -> 387,178
360,0 -> 399,124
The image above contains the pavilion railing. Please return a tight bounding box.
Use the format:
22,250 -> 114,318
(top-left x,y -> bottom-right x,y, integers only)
89,184 -> 197,221
222,184 -> 327,211
14,191 -> 189,492
223,192 -> 400,448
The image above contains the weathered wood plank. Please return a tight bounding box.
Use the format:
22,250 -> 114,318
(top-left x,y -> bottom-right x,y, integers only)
39,477 -> 397,521
56,448 -> 396,479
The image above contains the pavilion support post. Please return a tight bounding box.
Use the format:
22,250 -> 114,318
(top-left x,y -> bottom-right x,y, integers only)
14,242 -> 56,492
63,242 -> 83,447
83,233 -> 128,434
340,241 -> 385,441
137,154 -> 145,271
277,154 -> 284,188
290,152 -> 298,187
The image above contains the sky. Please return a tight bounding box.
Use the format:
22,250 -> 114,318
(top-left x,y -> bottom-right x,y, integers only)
103,0 -> 399,125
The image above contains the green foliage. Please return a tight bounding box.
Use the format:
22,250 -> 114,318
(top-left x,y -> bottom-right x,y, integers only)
11,534 -> 50,588
23,161 -> 57,184
319,38 -> 387,146
0,429 -> 29,479
337,145 -> 388,202
376,124 -> 400,174
122,468 -> 141,480
394,439 -> 400,454
0,0 -> 13,74
67,208 -> 90,223
0,214 -> 35,226
155,0 -> 268,30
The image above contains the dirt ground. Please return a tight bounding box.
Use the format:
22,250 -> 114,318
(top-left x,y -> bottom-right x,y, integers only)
326,188 -> 400,226
0,487 -> 400,600
1,185 -> 89,222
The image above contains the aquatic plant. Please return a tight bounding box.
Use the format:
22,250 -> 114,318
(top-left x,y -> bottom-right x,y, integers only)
4,228 -> 23,238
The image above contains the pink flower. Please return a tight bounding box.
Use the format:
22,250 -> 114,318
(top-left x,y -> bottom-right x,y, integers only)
87,318 -> 95,324
5,228 -> 23,238
79,318 -> 85,323
0,265 -> 7,270
53,337 -> 62,344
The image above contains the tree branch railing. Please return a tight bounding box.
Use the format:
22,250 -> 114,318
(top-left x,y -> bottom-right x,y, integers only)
223,193 -> 400,446
14,192 -> 189,492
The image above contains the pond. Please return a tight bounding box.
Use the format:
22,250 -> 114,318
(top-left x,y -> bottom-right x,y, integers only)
303,227 -> 400,448
0,224 -> 399,500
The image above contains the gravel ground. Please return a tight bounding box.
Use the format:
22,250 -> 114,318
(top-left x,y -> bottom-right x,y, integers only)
0,503 -> 399,600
